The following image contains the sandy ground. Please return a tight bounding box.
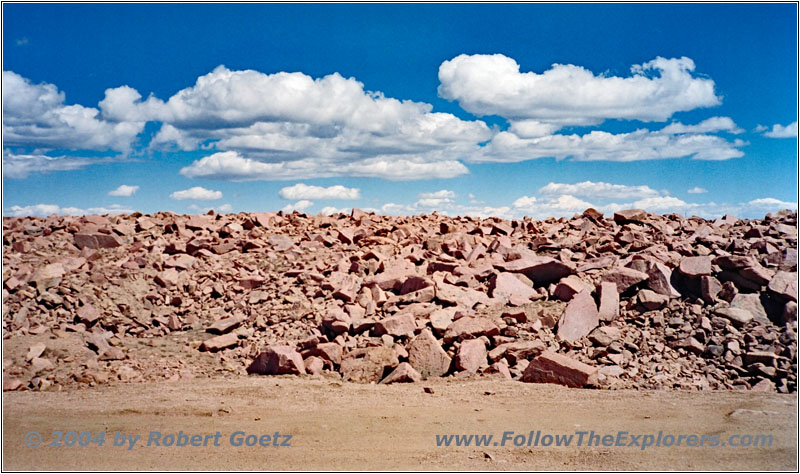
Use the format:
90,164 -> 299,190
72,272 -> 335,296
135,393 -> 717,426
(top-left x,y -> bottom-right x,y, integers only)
3,377 -> 797,471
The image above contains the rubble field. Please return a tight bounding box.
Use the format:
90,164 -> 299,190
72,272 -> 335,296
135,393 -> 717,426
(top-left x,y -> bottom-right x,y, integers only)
2,207 -> 797,392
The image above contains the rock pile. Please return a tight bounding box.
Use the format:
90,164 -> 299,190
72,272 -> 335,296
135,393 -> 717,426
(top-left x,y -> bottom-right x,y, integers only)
2,207 -> 797,392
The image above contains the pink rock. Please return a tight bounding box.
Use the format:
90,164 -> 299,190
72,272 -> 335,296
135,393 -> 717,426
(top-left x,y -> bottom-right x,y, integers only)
304,356 -> 326,375
613,209 -> 647,223
435,282 -> 492,309
552,275 -> 593,302
155,268 -> 181,288
164,254 -> 196,270
443,317 -> 499,344
557,290 -> 599,343
597,282 -> 619,322
77,304 -> 101,326
407,329 -> 452,378
751,379 -> 776,392
678,256 -> 712,277
206,317 -> 242,335
74,232 -> 123,249
3,379 -> 24,391
332,274 -> 360,303
700,275 -> 722,304
31,357 -> 54,372
26,342 -> 46,361
340,346 -> 398,383
637,289 -> 669,310
372,313 -> 416,337
303,342 -> 343,366
380,362 -> 422,384
365,261 -> 418,291
455,339 -> 487,373
601,267 -> 648,293
494,257 -> 574,285
29,263 -> 66,289
645,261 -> 680,297
768,271 -> 797,302
487,341 -> 545,365
322,309 -> 352,334
488,272 -> 539,302
199,333 -> 239,352
247,345 -> 306,375
521,351 -> 598,387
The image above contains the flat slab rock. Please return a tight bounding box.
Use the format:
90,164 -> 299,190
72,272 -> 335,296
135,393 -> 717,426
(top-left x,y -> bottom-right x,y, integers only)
521,350 -> 598,388
557,290 -> 599,343
200,333 -> 239,352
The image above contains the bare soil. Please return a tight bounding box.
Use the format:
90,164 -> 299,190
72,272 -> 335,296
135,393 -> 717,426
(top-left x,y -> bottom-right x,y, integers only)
3,377 -> 797,470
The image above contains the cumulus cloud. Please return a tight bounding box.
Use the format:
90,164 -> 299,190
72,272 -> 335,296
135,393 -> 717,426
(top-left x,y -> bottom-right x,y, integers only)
281,200 -> 314,213
762,122 -> 798,138
414,189 -> 458,208
108,184 -> 139,197
319,206 -> 351,215
101,65 -> 490,181
538,181 -> 661,200
438,54 -> 720,128
2,71 -> 144,153
747,197 -> 797,209
5,203 -> 133,217
687,186 -> 708,194
660,116 -> 743,135
179,151 -> 469,181
169,186 -> 223,201
279,183 -> 360,200
511,194 -> 595,219
469,123 -> 746,163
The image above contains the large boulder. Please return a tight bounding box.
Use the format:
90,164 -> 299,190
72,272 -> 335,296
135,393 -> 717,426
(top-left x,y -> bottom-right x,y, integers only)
407,329 -> 451,378
247,345 -> 306,375
521,351 -> 598,387
557,290 -> 599,342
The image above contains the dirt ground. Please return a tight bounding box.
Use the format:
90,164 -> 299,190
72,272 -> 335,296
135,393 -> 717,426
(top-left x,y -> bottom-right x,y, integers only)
3,377 -> 797,470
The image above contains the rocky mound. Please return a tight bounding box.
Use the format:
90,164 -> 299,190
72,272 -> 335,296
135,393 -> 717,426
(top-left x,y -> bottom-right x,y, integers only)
2,208 -> 797,392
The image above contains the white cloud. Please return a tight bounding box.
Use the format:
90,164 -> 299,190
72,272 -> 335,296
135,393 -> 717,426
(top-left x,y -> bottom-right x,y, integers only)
101,65 -> 490,181
469,123 -> 746,163
419,189 -> 456,199
281,200 -> 314,213
632,196 -> 691,211
438,55 -> 720,128
108,184 -> 139,197
660,116 -> 743,135
1,150 -> 112,179
5,203 -> 132,217
187,203 -> 233,214
762,122 -> 797,138
747,197 -> 797,209
538,181 -> 661,200
279,183 -> 360,200
687,186 -> 708,194
512,194 -> 595,219
319,206 -> 351,215
169,186 -> 223,201
2,71 -> 143,153
415,189 -> 458,208
179,150 -> 469,181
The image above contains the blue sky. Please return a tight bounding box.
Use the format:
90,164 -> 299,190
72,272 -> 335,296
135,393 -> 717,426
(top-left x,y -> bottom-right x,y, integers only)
2,3 -> 797,219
